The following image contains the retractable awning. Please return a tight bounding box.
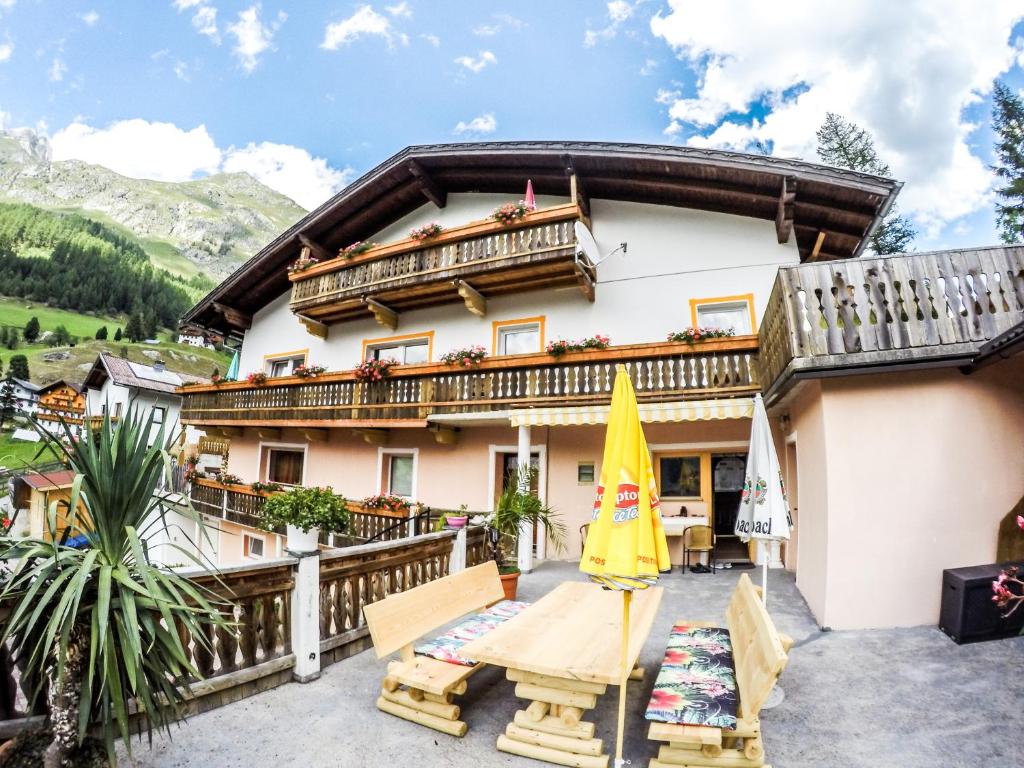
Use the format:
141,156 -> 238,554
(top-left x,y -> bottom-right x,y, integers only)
509,397 -> 755,427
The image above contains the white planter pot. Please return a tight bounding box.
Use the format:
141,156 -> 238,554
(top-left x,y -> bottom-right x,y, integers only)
287,524 -> 321,552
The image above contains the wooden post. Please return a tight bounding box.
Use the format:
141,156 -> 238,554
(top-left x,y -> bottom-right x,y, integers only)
449,527 -> 467,575
614,590 -> 631,767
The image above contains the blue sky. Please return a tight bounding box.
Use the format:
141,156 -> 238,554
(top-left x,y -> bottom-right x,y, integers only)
1,1 -> 1023,252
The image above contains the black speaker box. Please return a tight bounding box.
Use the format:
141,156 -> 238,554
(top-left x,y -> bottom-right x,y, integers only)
939,561 -> 1024,644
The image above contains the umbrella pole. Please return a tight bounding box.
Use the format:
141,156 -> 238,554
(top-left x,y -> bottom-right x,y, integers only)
614,589 -> 632,767
761,540 -> 768,607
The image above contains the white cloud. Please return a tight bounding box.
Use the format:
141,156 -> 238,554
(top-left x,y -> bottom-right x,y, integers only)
420,33 -> 440,47
649,0 -> 1024,236
48,58 -> 66,82
473,24 -> 499,37
640,58 -> 657,76
193,6 -> 219,42
584,0 -> 635,47
0,0 -> 15,10
80,10 -> 99,26
453,113 -> 497,135
0,43 -> 11,62
172,0 -> 204,8
51,119 -> 223,181
385,1 -> 411,18
49,117 -> 350,210
174,60 -> 190,81
322,5 -> 408,49
227,4 -> 286,73
454,50 -> 495,73
222,141 -> 353,209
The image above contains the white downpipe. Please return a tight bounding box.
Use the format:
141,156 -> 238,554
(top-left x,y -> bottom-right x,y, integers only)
517,424 -> 533,573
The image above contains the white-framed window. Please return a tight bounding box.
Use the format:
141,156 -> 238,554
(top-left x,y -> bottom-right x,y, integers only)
243,533 -> 265,559
496,322 -> 541,355
265,353 -> 307,377
262,446 -> 305,486
366,338 -> 429,364
691,296 -> 754,335
152,406 -> 166,425
379,449 -> 417,499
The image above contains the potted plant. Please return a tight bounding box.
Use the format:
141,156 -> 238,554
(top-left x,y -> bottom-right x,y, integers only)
354,357 -> 398,382
409,222 -> 444,241
482,467 -> 566,600
293,363 -> 326,379
260,485 -> 350,551
362,493 -> 411,515
440,345 -> 488,368
0,408 -> 231,766
666,327 -> 735,345
490,201 -> 532,225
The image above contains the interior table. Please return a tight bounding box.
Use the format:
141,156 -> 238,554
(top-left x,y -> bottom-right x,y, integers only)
460,580 -> 664,768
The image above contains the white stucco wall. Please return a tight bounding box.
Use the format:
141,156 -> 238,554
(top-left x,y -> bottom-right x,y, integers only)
86,380 -> 188,444
238,194 -> 800,373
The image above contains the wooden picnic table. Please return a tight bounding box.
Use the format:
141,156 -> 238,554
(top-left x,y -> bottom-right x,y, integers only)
460,580 -> 663,768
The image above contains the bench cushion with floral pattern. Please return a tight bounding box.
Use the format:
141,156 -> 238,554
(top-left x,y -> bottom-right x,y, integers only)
414,600 -> 530,666
644,624 -> 738,729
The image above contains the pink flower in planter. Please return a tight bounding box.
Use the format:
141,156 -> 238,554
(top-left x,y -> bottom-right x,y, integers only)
1017,514 -> 1024,530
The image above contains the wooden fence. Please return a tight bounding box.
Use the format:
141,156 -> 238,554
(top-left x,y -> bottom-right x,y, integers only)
759,246 -> 1024,401
0,529 -> 467,739
318,530 -> 457,666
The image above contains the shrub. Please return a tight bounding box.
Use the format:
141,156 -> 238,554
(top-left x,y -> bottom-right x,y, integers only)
260,486 -> 350,534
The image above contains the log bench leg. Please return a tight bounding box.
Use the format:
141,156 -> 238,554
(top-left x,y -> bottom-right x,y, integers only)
376,681 -> 468,737
498,669 -> 609,768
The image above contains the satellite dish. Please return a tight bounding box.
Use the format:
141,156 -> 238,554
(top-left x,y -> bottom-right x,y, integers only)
574,221 -> 626,267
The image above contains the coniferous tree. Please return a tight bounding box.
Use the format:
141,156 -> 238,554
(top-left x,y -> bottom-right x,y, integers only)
23,316 -> 40,342
113,327 -> 123,342
143,310 -> 159,340
816,113 -> 916,254
0,327 -> 8,346
53,325 -> 71,346
0,376 -> 16,431
125,313 -> 144,343
6,329 -> 18,350
95,325 -> 108,340
8,354 -> 29,381
991,81 -> 1024,243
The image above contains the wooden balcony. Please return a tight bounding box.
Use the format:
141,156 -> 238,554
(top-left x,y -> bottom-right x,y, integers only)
759,246 -> 1024,403
178,337 -> 759,428
288,203 -> 590,327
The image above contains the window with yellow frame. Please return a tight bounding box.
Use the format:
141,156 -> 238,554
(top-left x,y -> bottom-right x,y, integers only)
492,316 -> 545,355
689,294 -> 756,335
653,452 -> 712,502
361,331 -> 434,364
263,349 -> 308,377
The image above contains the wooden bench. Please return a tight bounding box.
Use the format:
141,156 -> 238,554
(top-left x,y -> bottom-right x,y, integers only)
647,574 -> 792,768
362,560 -> 505,737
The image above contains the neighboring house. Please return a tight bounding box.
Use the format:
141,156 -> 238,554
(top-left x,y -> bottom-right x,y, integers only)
174,141 -> 1024,630
9,378 -> 41,415
83,353 -> 208,446
178,332 -> 214,349
9,469 -> 82,540
34,381 -> 86,438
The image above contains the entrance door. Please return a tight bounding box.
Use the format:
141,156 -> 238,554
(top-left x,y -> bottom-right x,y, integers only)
711,454 -> 751,563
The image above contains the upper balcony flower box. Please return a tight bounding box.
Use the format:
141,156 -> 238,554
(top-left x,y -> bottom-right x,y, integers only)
288,203 -> 591,326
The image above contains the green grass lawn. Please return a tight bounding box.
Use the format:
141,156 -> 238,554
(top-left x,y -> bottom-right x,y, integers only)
0,296 -> 124,340
0,429 -> 59,472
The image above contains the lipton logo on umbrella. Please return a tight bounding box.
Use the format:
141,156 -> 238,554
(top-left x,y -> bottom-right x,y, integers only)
612,483 -> 640,524
592,485 -> 605,520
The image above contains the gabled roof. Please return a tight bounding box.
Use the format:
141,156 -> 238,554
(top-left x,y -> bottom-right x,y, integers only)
182,141 -> 901,334
18,469 -> 76,490
84,353 -> 208,395
9,377 -> 40,392
37,380 -> 82,396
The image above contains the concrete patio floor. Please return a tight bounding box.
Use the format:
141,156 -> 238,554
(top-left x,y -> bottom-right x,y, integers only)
117,560 -> 1024,768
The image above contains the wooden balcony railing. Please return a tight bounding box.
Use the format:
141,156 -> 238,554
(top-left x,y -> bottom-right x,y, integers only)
288,203 -> 586,323
188,478 -> 436,543
759,246 -> 1024,401
178,338 -> 760,427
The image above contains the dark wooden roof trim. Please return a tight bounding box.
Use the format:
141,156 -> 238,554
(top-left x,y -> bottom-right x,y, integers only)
182,141 -> 901,331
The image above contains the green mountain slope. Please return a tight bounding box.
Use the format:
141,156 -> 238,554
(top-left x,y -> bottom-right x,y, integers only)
0,127 -> 306,280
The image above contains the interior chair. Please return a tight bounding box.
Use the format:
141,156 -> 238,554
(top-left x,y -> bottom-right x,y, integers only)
683,524 -> 716,574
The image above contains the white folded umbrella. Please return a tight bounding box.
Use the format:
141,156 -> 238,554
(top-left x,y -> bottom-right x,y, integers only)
734,393 -> 792,605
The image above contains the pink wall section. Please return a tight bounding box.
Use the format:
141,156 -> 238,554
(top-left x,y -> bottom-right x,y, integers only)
783,358 -> 1024,630
226,417 -> 754,565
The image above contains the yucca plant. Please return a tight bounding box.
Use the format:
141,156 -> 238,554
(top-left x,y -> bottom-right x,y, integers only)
486,466 -> 567,575
0,407 -> 232,766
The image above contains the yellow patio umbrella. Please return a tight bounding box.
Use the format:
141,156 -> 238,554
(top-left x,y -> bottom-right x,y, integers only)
580,364 -> 670,766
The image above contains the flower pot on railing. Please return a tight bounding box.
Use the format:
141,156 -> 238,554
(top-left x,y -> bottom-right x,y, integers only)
286,524 -> 321,552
